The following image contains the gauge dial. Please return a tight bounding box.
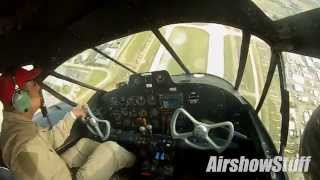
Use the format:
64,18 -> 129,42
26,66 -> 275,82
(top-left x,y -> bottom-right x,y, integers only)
138,109 -> 148,117
121,108 -> 129,117
136,96 -> 146,106
110,97 -> 119,106
129,109 -> 138,117
126,96 -> 136,106
188,91 -> 200,104
155,74 -> 166,84
112,110 -> 122,126
147,95 -> 157,106
119,96 -> 126,105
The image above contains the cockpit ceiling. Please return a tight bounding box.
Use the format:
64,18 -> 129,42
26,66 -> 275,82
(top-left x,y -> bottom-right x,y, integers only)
0,0 -> 320,73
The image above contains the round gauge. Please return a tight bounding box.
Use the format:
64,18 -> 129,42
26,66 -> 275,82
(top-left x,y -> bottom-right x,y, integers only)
112,111 -> 121,119
126,96 -> 136,106
129,109 -> 138,117
110,97 -> 119,106
155,73 -> 166,84
119,97 -> 126,105
136,96 -> 146,106
138,109 -> 148,117
188,91 -> 200,104
121,108 -> 129,117
112,111 -> 122,126
147,95 -> 157,106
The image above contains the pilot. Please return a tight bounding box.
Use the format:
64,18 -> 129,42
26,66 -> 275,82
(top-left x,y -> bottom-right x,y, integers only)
0,67 -> 136,180
300,107 -> 320,180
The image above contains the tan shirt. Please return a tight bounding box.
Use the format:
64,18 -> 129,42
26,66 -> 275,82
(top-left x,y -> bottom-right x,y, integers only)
0,111 -> 77,180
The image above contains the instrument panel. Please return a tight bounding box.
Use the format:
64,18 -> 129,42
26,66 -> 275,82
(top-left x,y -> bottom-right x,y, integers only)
99,72 -> 192,134
90,71 -> 232,136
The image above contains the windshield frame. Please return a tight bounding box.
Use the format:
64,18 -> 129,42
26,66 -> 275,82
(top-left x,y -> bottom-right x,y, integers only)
43,24 -> 290,156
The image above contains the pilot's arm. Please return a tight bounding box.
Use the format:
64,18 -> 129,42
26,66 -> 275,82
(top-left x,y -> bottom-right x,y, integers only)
50,106 -> 86,148
11,137 -> 73,180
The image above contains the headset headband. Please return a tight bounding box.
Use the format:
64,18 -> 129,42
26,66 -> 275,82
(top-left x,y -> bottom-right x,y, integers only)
12,76 -> 20,91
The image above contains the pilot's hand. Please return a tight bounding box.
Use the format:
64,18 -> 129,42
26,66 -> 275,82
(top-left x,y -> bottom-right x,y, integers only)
71,105 -> 88,119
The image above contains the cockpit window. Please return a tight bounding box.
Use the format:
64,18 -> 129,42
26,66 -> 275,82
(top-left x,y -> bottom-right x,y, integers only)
43,75 -> 96,104
44,23 -> 274,104
259,66 -> 281,149
252,0 -> 320,20
55,50 -> 109,88
282,52 -> 320,180
41,23 -> 320,180
239,36 -> 272,107
45,24 -> 255,94
157,24 -> 209,75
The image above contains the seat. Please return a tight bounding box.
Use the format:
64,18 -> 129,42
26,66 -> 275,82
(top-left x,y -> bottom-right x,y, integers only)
0,106 -> 14,180
0,167 -> 14,180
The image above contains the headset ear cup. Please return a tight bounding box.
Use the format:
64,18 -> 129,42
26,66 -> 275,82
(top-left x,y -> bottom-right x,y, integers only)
12,90 -> 32,113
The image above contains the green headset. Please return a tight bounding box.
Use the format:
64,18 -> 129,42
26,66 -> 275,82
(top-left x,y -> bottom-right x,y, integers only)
11,76 -> 32,113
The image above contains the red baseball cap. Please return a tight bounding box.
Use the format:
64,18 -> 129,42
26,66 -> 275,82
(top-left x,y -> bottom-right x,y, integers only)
0,67 -> 42,105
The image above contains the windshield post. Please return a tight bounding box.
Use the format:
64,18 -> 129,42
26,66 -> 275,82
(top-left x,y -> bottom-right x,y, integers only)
235,31 -> 251,90
68,30 -> 137,75
152,29 -> 191,74
255,50 -> 279,112
51,71 -> 106,92
39,81 -> 78,107
92,47 -> 137,74
277,55 -> 290,156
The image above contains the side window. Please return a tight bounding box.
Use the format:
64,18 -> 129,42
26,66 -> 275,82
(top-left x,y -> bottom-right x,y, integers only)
54,48 -> 126,92
239,36 -> 271,108
223,27 -> 242,84
33,90 -> 73,128
282,52 -> 320,180
259,67 -> 282,149
237,35 -> 281,150
43,75 -> 95,104
43,31 -> 163,104
96,31 -> 159,90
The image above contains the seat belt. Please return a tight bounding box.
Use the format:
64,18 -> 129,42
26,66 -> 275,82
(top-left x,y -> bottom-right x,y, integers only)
40,90 -> 53,130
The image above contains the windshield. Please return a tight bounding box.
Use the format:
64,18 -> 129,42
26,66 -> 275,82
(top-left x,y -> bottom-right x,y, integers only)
45,24 -> 247,96
252,0 -> 320,20
44,23 -> 272,108
42,23 -> 320,180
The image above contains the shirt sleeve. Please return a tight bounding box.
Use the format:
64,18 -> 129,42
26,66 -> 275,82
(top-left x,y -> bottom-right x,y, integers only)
51,112 -> 78,148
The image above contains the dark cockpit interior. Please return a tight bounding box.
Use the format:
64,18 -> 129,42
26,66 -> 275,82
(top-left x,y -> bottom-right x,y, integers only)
2,0 -> 320,179
83,71 -> 280,179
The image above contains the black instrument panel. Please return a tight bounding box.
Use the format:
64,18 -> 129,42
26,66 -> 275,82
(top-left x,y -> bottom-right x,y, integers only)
91,71 -> 234,136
